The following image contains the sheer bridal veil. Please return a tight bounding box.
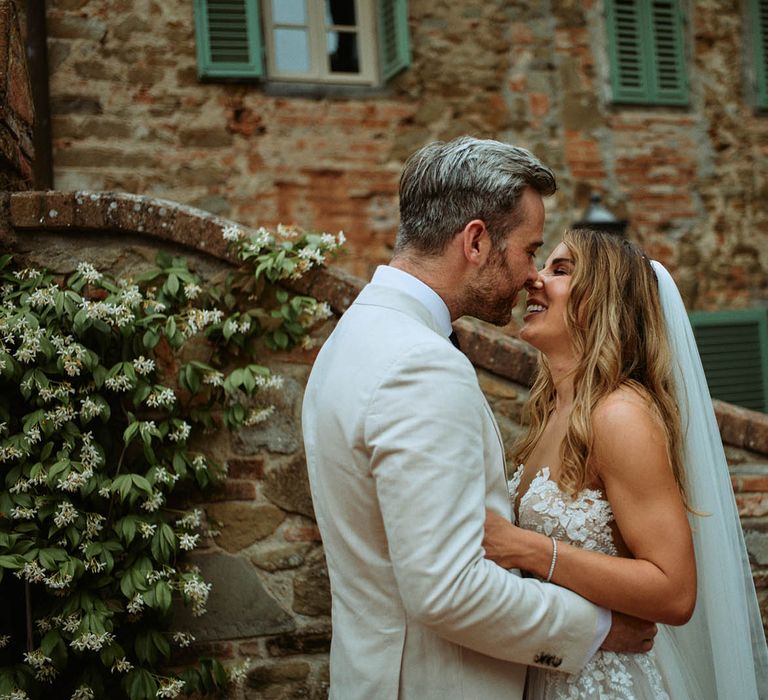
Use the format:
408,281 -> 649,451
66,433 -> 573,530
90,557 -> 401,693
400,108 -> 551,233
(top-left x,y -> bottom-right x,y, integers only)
651,261 -> 768,699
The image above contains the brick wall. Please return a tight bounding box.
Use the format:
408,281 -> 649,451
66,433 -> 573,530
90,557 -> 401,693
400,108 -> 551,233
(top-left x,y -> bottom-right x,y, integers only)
5,191 -> 768,695
0,0 -> 34,190
41,0 -> 768,310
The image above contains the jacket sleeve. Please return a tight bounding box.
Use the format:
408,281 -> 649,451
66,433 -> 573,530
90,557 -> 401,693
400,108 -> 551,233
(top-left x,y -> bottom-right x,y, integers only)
365,342 -> 601,673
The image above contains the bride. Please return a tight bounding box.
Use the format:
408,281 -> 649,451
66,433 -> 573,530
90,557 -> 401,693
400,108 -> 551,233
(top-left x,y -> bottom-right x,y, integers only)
483,228 -> 768,699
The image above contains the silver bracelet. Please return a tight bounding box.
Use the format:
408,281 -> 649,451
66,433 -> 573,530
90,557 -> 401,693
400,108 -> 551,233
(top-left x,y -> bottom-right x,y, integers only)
545,537 -> 558,582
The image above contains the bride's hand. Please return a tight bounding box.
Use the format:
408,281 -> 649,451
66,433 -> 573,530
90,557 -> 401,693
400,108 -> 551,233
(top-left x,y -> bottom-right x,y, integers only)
483,509 -> 544,571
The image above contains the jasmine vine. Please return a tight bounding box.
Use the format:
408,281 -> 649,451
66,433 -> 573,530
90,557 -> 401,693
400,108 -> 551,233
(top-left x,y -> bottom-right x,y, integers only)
0,224 -> 342,699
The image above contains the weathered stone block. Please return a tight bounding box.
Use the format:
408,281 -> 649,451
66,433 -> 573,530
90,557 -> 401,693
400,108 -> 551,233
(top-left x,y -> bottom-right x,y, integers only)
46,14 -> 107,41
235,376 -> 303,455
173,551 -> 295,641
178,126 -> 234,149
266,625 -> 332,657
293,552 -> 331,616
251,543 -> 312,572
745,530 -> 768,566
263,456 -> 314,518
206,502 -> 285,552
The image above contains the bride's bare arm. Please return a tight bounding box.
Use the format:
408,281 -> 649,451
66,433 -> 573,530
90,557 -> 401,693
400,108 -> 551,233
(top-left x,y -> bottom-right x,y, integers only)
484,393 -> 696,626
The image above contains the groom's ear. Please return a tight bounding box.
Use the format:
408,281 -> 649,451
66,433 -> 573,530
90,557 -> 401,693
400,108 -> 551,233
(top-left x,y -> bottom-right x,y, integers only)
459,219 -> 491,267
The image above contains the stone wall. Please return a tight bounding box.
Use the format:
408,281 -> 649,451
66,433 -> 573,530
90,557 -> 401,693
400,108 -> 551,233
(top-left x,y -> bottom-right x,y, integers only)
0,0 -> 34,190
41,0 -> 768,310
3,190 -> 768,697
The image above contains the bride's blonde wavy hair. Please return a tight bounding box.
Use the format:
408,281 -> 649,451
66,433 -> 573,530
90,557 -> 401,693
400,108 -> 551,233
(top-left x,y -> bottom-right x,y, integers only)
514,228 -> 689,507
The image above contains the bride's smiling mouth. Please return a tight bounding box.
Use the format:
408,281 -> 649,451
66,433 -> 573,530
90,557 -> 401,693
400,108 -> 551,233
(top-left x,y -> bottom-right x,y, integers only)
524,299 -> 548,319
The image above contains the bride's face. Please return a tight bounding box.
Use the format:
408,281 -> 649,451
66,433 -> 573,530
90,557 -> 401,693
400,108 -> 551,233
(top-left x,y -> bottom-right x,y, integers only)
519,242 -> 575,356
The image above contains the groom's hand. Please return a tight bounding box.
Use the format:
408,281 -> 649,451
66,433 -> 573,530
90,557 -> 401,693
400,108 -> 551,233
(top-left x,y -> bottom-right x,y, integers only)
601,611 -> 657,653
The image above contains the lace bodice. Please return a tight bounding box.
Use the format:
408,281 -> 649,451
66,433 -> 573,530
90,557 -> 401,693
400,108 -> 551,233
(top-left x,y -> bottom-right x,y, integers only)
508,464 -> 670,700
508,465 -> 617,556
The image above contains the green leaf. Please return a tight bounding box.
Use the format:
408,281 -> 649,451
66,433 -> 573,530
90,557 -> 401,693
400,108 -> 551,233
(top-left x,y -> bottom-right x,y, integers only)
124,667 -> 158,699
151,524 -> 175,562
131,474 -> 152,495
166,273 -> 179,295
123,422 -> 139,445
154,581 -> 172,612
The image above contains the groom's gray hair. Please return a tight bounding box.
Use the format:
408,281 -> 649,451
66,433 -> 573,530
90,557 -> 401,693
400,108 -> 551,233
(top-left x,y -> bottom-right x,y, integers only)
395,136 -> 556,255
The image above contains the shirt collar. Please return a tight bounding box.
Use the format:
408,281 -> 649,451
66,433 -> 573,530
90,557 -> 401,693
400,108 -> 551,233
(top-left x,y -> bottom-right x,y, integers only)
370,265 -> 453,338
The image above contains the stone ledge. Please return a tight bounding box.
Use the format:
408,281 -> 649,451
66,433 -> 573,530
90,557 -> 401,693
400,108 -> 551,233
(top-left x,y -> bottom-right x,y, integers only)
5,190 -> 767,457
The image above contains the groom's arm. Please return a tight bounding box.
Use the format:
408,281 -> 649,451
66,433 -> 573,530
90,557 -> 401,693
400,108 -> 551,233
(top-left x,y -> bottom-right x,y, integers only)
366,344 -> 602,673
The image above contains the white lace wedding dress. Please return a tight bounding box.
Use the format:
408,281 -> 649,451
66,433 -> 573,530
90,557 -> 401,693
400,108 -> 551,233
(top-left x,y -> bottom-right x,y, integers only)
508,464 -> 677,700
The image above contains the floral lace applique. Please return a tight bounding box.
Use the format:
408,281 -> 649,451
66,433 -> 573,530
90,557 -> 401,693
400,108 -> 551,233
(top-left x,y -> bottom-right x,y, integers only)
509,465 -> 671,699
509,466 -> 617,556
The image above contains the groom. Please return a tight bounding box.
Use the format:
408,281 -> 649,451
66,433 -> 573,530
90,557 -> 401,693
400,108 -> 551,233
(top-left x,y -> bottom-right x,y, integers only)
302,137 -> 654,699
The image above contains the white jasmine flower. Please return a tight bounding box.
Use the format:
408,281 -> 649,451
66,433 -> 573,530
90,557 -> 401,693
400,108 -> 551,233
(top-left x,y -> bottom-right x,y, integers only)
118,284 -> 142,306
183,283 -> 201,299
76,262 -> 102,284
176,509 -> 203,529
222,225 -> 242,242
169,422 -> 191,443
178,533 -> 199,551
244,406 -> 275,426
23,649 -> 51,670
203,371 -> 224,387
10,506 -> 36,519
127,594 -> 144,614
85,514 -> 105,538
0,635 -> 11,648
70,685 -> 95,700
139,522 -> 157,538
53,501 -> 78,528
172,631 -> 195,648
104,374 -> 132,392
191,455 -> 207,472
182,575 -> 212,616
16,561 -> 46,583
141,491 -> 163,513
69,632 -> 114,652
145,387 -> 175,408
133,356 -> 156,375
156,678 -> 185,698
111,657 -> 133,674
79,397 -> 103,421
61,615 -> 80,634
45,570 -> 73,590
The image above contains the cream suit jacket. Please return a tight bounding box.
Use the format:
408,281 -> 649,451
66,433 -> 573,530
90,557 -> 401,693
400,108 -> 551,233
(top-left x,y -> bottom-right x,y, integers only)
302,282 -> 601,700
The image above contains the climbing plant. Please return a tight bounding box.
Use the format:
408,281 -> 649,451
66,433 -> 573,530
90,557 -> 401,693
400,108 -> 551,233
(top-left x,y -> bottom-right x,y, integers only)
0,223 -> 341,700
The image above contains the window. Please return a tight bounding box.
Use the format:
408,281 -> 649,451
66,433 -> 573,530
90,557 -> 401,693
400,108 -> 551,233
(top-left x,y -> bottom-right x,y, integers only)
747,0 -> 768,109
193,0 -> 410,86
605,0 -> 688,105
689,310 -> 768,413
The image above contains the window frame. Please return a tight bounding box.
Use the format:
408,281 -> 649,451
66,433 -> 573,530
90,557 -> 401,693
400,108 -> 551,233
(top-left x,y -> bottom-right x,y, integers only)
688,309 -> 768,413
604,0 -> 689,106
747,0 -> 768,110
261,0 -> 378,85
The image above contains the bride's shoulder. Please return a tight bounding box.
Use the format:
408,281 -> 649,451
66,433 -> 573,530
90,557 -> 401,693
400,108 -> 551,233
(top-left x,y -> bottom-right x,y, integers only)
591,384 -> 666,457
593,382 -> 655,422
592,386 -> 667,477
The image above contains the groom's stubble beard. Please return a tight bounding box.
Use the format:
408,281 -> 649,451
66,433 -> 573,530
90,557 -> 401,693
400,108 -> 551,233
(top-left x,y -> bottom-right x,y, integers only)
463,247 -> 518,326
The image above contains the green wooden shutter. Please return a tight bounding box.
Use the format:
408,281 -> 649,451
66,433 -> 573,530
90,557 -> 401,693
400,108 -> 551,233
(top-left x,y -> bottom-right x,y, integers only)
377,0 -> 411,81
689,310 -> 768,413
606,0 -> 688,105
748,0 -> 768,109
194,0 -> 263,79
